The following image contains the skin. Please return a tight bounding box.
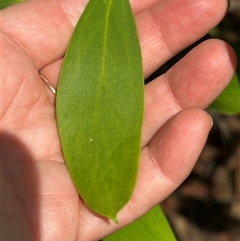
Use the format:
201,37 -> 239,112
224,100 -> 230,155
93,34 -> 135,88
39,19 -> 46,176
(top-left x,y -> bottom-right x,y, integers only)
0,0 -> 237,240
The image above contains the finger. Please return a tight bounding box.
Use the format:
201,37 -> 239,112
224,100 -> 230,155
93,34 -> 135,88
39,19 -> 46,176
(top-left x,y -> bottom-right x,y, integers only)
142,39 -> 236,146
2,0 -> 228,73
1,33 -> 60,162
1,0 -> 159,69
137,0 -> 229,77
0,32 -> 45,117
79,108 -> 213,240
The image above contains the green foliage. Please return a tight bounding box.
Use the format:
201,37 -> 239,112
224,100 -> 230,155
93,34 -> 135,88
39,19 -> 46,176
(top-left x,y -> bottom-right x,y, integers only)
0,0 -> 25,9
210,72 -> 240,115
56,0 -> 144,222
104,205 -> 176,241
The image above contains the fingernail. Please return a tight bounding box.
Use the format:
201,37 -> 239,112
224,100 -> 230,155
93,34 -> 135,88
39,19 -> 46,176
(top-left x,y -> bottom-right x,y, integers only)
208,113 -> 214,129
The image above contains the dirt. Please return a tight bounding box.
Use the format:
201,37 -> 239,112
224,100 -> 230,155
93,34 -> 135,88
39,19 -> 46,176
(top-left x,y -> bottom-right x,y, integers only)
161,2 -> 240,240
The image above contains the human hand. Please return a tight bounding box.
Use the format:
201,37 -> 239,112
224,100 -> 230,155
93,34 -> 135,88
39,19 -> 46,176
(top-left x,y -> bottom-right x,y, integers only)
1,0 -> 236,240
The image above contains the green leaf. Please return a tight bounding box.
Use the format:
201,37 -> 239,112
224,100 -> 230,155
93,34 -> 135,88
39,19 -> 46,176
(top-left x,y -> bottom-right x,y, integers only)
0,0 -> 25,9
210,42 -> 240,115
210,73 -> 240,115
56,0 -> 144,222
104,205 -> 177,241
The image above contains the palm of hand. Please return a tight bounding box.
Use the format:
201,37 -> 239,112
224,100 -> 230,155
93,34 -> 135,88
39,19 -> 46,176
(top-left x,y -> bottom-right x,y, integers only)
1,0 -> 235,240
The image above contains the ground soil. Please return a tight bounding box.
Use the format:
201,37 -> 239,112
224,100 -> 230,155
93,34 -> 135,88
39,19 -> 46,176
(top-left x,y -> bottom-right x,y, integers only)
161,2 -> 240,240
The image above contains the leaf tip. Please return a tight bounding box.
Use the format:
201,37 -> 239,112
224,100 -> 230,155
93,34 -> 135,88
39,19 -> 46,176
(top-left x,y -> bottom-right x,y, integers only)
110,215 -> 119,224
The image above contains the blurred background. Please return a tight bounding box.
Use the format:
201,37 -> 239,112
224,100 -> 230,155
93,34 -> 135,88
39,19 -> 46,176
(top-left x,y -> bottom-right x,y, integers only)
161,1 -> 240,240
